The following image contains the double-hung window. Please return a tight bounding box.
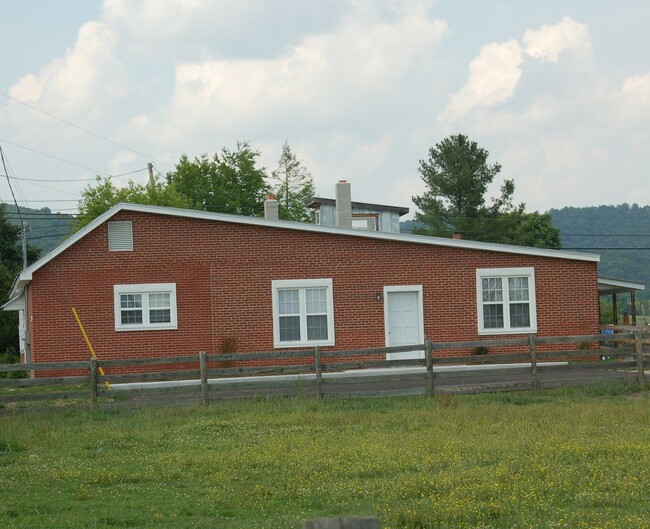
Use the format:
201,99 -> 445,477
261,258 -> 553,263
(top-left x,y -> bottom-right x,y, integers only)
114,283 -> 178,331
476,268 -> 537,335
272,279 -> 335,347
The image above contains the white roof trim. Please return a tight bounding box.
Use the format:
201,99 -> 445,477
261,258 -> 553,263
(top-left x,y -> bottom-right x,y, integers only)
2,293 -> 25,311
9,203 -> 600,297
598,277 -> 645,293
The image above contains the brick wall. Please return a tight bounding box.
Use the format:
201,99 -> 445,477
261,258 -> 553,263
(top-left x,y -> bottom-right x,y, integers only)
27,211 -> 600,369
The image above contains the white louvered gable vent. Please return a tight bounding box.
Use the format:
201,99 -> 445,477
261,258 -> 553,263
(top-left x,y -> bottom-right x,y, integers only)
108,221 -> 133,251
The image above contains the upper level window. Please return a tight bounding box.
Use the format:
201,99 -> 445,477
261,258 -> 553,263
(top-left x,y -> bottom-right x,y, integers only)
351,214 -> 378,230
272,279 -> 335,348
476,268 -> 537,335
114,283 -> 177,331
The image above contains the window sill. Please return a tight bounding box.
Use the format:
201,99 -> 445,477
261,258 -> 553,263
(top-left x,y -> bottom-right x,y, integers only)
274,340 -> 335,349
478,328 -> 537,336
116,324 -> 178,332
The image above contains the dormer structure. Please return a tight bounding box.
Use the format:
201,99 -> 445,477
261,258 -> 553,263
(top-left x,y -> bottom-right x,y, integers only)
307,180 -> 409,234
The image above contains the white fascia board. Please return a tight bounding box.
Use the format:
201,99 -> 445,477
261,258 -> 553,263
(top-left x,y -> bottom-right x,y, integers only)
1,293 -> 25,311
598,277 -> 645,292
13,202 -> 600,296
8,205 -> 124,297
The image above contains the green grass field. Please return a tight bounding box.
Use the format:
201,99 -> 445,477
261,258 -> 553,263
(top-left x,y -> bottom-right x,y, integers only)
2,385 -> 650,529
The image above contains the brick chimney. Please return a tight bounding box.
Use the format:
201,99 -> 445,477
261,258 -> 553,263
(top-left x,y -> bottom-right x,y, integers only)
452,232 -> 462,240
335,180 -> 352,228
264,194 -> 279,220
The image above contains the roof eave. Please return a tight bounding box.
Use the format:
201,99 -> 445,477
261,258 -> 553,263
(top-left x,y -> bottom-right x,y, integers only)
13,202 -> 601,293
598,277 -> 646,294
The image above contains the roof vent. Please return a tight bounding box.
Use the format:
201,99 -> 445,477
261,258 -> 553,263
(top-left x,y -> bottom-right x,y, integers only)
108,221 -> 133,251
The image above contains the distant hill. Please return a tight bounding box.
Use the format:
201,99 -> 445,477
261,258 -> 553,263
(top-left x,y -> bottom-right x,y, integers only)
402,205 -> 650,300
3,204 -> 75,256
550,204 -> 650,299
398,219 -> 425,234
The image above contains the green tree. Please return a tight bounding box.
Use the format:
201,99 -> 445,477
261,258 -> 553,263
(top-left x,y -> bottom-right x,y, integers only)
413,134 -> 560,248
0,205 -> 40,366
75,175 -> 189,230
475,209 -> 561,248
167,141 -> 270,217
270,141 -> 315,222
413,134 -> 507,237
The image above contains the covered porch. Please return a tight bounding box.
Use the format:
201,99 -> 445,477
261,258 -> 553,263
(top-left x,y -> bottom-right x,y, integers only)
598,277 -> 646,325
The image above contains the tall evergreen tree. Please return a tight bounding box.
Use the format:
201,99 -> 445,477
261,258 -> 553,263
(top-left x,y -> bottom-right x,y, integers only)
413,134 -> 507,237
413,134 -> 559,248
270,141 -> 315,222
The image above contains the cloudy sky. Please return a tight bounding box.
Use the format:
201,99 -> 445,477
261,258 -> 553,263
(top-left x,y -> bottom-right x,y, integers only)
1,1 -> 649,218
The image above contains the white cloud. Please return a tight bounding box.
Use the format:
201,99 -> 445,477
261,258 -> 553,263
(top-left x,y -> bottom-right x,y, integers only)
523,16 -> 591,62
439,17 -> 595,126
108,151 -> 139,182
617,73 -> 650,120
439,39 -> 523,123
129,7 -> 449,144
8,21 -> 124,122
102,0 -> 352,60
103,0 -> 212,40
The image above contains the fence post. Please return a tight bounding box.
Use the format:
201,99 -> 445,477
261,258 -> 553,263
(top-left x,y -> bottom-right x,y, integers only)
634,331 -> 646,389
315,346 -> 323,399
199,351 -> 209,406
302,517 -> 380,529
89,357 -> 98,410
425,340 -> 434,397
528,334 -> 540,394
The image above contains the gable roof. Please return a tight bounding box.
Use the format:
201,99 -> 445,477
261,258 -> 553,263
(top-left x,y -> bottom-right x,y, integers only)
9,202 -> 599,297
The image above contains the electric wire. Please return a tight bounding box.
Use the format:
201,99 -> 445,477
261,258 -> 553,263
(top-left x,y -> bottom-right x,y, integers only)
0,146 -> 29,207
0,167 -> 148,182
0,137 -> 111,176
0,145 -> 24,230
0,92 -> 173,169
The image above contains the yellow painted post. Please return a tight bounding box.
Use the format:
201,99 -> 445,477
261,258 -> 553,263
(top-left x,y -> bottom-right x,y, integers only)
72,308 -> 111,390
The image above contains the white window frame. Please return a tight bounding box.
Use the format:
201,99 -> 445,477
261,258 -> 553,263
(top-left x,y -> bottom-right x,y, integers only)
114,283 -> 178,331
476,267 -> 537,335
271,278 -> 335,348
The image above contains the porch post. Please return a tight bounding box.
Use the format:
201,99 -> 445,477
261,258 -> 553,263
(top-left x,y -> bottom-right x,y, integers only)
612,293 -> 618,325
631,290 -> 637,326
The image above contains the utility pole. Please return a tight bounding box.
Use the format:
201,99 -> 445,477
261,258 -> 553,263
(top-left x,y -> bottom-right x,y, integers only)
21,222 -> 29,269
21,221 -> 30,364
148,162 -> 154,186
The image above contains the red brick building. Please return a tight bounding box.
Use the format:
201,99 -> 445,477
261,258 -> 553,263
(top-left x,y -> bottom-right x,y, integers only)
4,202 -> 600,367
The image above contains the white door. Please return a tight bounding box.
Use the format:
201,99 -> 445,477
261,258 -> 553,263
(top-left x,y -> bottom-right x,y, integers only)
385,287 -> 424,360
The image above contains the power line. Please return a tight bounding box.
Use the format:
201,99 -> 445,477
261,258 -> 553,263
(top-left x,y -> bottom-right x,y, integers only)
0,145 -> 24,228
0,167 -> 148,183
5,211 -> 76,218
562,247 -> 650,251
0,91 -> 173,169
0,137 -> 111,176
560,233 -> 650,237
10,199 -> 79,203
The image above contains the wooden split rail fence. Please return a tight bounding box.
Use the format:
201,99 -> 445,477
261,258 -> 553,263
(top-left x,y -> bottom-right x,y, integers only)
1,331 -> 648,410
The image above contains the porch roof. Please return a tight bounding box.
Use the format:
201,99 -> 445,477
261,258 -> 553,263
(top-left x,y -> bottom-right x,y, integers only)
598,277 -> 645,295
